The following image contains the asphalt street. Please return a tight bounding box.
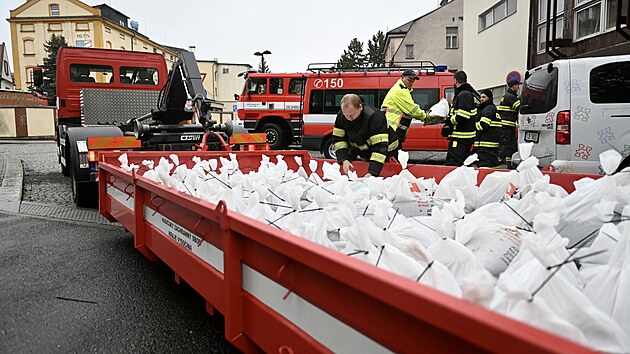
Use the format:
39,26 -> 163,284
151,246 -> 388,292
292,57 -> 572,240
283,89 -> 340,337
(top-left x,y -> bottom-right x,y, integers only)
0,212 -> 234,353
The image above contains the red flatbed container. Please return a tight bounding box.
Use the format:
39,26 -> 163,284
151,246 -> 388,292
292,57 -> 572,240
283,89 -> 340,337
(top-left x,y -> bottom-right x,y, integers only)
98,150 -> 599,353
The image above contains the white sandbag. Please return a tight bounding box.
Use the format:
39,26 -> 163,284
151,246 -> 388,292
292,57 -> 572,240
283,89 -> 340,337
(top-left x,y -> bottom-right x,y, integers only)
600,149 -> 623,175
461,269 -> 496,307
583,224 -> 630,334
476,170 -> 519,208
398,150 -> 409,169
428,98 -> 450,118
428,238 -> 486,286
434,165 -> 478,212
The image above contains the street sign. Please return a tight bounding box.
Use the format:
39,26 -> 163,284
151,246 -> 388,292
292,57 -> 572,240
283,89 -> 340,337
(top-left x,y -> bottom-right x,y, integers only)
506,71 -> 521,85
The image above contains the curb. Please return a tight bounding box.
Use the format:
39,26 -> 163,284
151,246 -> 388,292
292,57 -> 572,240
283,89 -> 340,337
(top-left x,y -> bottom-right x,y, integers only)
0,154 -> 24,213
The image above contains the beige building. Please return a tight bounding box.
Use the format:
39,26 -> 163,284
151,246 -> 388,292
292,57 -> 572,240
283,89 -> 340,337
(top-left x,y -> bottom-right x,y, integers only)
8,0 -> 177,90
384,0 -> 463,71
0,43 -> 14,90
197,60 -> 252,114
462,0 -> 529,100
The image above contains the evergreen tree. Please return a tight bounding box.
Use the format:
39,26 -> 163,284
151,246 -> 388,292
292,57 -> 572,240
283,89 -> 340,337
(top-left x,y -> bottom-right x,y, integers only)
40,34 -> 68,97
337,38 -> 366,69
367,30 -> 386,67
258,56 -> 270,73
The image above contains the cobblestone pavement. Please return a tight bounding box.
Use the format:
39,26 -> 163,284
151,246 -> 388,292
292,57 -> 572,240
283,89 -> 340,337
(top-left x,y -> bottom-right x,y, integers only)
0,140 -> 74,207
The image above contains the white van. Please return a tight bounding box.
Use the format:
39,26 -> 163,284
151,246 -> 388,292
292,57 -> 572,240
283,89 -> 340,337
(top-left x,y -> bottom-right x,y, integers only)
516,55 -> 630,174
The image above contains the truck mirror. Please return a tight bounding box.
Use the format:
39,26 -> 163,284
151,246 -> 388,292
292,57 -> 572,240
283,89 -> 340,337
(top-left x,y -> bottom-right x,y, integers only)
33,66 -> 43,87
547,63 -> 554,73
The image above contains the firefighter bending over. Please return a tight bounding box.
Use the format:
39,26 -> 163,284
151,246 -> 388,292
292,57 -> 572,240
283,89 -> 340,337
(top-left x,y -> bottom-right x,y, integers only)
381,70 -> 429,143
332,94 -> 399,177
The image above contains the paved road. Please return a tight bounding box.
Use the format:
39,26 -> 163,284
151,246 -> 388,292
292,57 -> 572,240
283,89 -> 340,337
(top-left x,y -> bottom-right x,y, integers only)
0,212 -> 234,353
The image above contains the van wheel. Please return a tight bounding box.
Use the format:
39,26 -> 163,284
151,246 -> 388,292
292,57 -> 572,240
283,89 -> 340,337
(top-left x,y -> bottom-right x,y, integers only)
61,145 -> 70,177
261,123 -> 286,150
322,137 -> 336,160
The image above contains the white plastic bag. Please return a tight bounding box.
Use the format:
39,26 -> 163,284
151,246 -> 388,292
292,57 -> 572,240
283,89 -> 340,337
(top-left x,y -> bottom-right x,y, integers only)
428,98 -> 450,118
434,165 -> 478,212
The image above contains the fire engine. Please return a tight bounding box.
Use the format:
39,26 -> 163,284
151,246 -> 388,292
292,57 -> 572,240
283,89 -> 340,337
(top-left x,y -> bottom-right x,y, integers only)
37,47 -> 260,207
236,62 -> 455,157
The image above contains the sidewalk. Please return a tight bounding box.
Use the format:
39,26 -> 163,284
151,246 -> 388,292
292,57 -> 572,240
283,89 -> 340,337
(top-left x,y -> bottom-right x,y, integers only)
0,153 -> 23,213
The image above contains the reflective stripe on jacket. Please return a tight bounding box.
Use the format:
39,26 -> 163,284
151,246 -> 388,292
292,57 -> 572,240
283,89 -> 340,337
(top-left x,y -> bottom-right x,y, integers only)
381,79 -> 427,141
475,100 -> 500,148
497,88 -> 520,127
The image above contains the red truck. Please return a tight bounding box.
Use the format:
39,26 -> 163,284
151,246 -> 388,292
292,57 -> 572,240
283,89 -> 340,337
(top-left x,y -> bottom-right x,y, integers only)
237,62 -> 455,156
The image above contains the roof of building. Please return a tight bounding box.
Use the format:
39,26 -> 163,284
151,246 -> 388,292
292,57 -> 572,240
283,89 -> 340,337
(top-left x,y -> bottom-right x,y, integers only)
386,0 -> 457,36
92,4 -> 129,19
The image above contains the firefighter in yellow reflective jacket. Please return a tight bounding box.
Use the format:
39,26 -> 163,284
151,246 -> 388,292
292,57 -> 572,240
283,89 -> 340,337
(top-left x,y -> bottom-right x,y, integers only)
497,79 -> 521,166
442,71 -> 479,166
475,89 -> 502,168
381,69 -> 429,143
332,94 -> 399,177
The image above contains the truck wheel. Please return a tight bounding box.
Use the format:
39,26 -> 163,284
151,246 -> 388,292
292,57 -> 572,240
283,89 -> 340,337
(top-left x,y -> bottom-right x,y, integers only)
71,171 -> 97,208
322,137 -> 336,160
261,123 -> 286,150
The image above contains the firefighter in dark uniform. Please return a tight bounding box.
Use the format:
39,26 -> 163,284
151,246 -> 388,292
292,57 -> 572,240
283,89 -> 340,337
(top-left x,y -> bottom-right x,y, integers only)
332,94 -> 399,177
498,79 -> 521,166
381,69 -> 429,144
442,71 -> 479,166
475,89 -> 501,168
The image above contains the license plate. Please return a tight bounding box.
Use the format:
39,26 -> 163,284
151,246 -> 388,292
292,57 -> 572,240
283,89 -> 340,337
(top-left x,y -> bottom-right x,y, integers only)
524,131 -> 540,143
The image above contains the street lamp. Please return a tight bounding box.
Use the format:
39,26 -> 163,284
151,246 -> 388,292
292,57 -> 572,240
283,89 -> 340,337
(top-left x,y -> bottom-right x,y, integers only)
254,50 -> 271,72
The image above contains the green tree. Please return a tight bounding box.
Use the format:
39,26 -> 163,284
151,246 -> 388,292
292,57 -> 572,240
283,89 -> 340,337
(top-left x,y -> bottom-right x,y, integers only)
258,56 -> 270,73
40,33 -> 68,97
367,30 -> 386,67
337,38 -> 366,69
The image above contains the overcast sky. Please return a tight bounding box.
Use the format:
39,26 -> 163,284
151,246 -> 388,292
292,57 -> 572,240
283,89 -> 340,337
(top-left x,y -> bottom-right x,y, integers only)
1,0 -> 438,72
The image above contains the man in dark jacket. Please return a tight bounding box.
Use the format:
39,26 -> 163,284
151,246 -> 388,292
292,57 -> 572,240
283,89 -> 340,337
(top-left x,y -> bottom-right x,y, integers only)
497,79 -> 521,166
475,89 -> 501,168
332,94 -> 399,177
443,71 -> 479,166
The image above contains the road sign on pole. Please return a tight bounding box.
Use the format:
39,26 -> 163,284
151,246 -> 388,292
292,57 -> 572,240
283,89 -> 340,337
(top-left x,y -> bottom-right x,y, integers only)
506,71 -> 521,85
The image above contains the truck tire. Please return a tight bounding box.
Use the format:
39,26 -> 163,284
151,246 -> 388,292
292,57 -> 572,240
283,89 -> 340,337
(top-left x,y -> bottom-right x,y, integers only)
261,123 -> 286,150
322,137 -> 336,160
70,148 -> 97,208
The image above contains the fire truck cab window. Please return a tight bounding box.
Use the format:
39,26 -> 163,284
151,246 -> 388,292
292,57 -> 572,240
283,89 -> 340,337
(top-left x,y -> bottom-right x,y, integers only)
70,64 -> 113,83
248,78 -> 267,94
119,66 -> 158,85
270,78 -> 284,94
310,89 -> 378,114
288,78 -> 304,95
410,88 -> 440,110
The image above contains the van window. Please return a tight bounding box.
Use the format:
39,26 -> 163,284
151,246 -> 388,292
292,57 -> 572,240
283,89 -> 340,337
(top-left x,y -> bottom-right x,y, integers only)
590,61 -> 630,104
70,64 -> 113,84
520,67 -> 558,114
119,66 -> 158,85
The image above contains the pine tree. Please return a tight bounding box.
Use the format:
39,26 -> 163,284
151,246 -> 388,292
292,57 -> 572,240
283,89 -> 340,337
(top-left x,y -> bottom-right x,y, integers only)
258,56 -> 270,73
367,30 -> 386,67
41,34 -> 68,97
337,38 -> 366,69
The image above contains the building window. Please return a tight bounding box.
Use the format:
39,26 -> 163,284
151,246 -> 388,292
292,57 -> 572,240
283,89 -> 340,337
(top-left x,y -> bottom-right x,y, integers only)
446,27 -> 458,48
119,20 -> 125,27
405,44 -> 414,59
75,22 -> 89,31
4,61 -> 9,76
75,40 -> 92,48
575,2 -> 602,39
536,0 -> 564,54
120,46 -> 125,50
119,33 -> 125,40
23,39 -> 35,55
20,24 -> 35,32
143,44 -> 148,50
48,23 -> 62,31
104,26 -> 111,34
590,61 -> 630,103
222,67 -> 230,74
25,66 -> 34,84
605,0 -> 629,29
153,48 -> 157,53
479,0 -> 517,32
106,41 -> 112,49
49,4 -> 60,16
